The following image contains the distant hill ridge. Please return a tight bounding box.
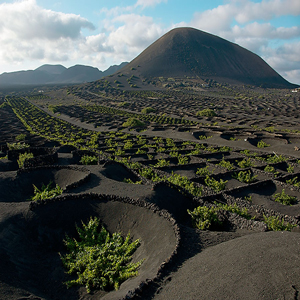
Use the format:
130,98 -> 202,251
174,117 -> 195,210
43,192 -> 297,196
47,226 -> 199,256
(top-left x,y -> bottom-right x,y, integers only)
120,27 -> 296,88
0,62 -> 128,86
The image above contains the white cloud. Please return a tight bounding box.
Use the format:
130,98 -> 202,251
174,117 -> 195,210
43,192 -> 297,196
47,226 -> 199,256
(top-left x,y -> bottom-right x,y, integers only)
235,0 -> 300,23
0,0 -> 94,40
0,0 -> 97,70
191,4 -> 236,33
135,0 -> 167,9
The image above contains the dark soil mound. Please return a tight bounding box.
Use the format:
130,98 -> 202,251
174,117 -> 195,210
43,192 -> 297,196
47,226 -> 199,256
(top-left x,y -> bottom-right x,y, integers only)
120,27 -> 295,88
0,194 -> 179,300
155,231 -> 300,300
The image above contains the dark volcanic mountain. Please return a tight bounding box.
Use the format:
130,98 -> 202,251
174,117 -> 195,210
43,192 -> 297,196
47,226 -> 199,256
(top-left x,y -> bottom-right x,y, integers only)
0,62 -> 128,86
120,27 -> 295,88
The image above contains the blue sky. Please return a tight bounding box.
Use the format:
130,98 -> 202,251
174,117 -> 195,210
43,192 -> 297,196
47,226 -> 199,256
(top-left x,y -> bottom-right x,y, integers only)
0,0 -> 299,84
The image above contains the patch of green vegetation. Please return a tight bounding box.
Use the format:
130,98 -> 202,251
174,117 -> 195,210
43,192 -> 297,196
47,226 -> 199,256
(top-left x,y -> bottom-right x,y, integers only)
7,142 -> 30,150
48,104 -> 60,114
240,149 -> 257,157
136,148 -> 146,155
237,158 -> 255,168
17,152 -> 34,168
118,101 -> 130,107
214,202 -> 251,219
196,108 -> 216,117
196,166 -> 212,176
188,202 -> 252,230
232,170 -> 257,183
114,149 -> 125,156
205,146 -> 219,153
177,154 -> 189,165
244,195 -> 252,202
217,158 -> 235,170
287,164 -> 294,173
219,146 -> 231,152
263,215 -> 296,231
264,165 -> 279,176
122,118 -> 145,128
123,140 -> 134,149
141,107 -> 155,114
29,181 -> 63,201
138,167 -> 161,182
152,159 -> 170,168
257,140 -> 270,148
60,217 -> 143,293
197,135 -> 211,140
286,177 -> 300,187
204,175 -> 227,191
123,178 -> 143,184
167,172 -> 203,197
273,189 -> 297,205
187,206 -> 221,230
80,155 -> 98,165
15,133 -> 26,141
266,154 -> 287,163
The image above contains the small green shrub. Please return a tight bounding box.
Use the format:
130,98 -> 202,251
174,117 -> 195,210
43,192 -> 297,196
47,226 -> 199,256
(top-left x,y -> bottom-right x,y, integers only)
204,175 -> 227,191
187,206 -> 221,230
257,140 -> 270,148
196,109 -> 216,117
122,118 -> 145,128
118,101 -> 130,107
264,165 -> 279,176
136,148 -> 146,155
237,158 -> 255,168
123,178 -> 143,184
80,155 -> 98,165
214,202 -> 251,219
17,152 -> 34,168
7,142 -> 30,150
273,189 -> 297,205
123,141 -> 134,150
287,164 -> 294,173
167,172 -> 202,197
29,181 -> 63,201
240,149 -> 257,157
266,154 -> 287,163
141,107 -> 155,114
152,159 -> 170,168
232,170 -> 257,183
217,158 -> 235,170
196,166 -> 212,176
177,155 -> 189,165
15,133 -> 26,141
263,215 -> 296,231
286,176 -> 300,187
139,167 -> 161,182
60,217 -> 143,293
219,146 -> 231,152
114,149 -> 125,156
244,195 -> 252,202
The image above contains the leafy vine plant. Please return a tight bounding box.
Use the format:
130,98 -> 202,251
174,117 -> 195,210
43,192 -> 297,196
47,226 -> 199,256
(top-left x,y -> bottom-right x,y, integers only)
60,217 -> 144,293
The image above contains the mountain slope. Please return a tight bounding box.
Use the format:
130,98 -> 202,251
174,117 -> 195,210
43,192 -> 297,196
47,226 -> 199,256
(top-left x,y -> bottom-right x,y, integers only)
0,62 -> 128,86
120,27 -> 295,88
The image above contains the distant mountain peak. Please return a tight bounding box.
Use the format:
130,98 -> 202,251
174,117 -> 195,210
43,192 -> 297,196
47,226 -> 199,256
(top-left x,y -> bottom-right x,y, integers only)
35,64 -> 67,75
